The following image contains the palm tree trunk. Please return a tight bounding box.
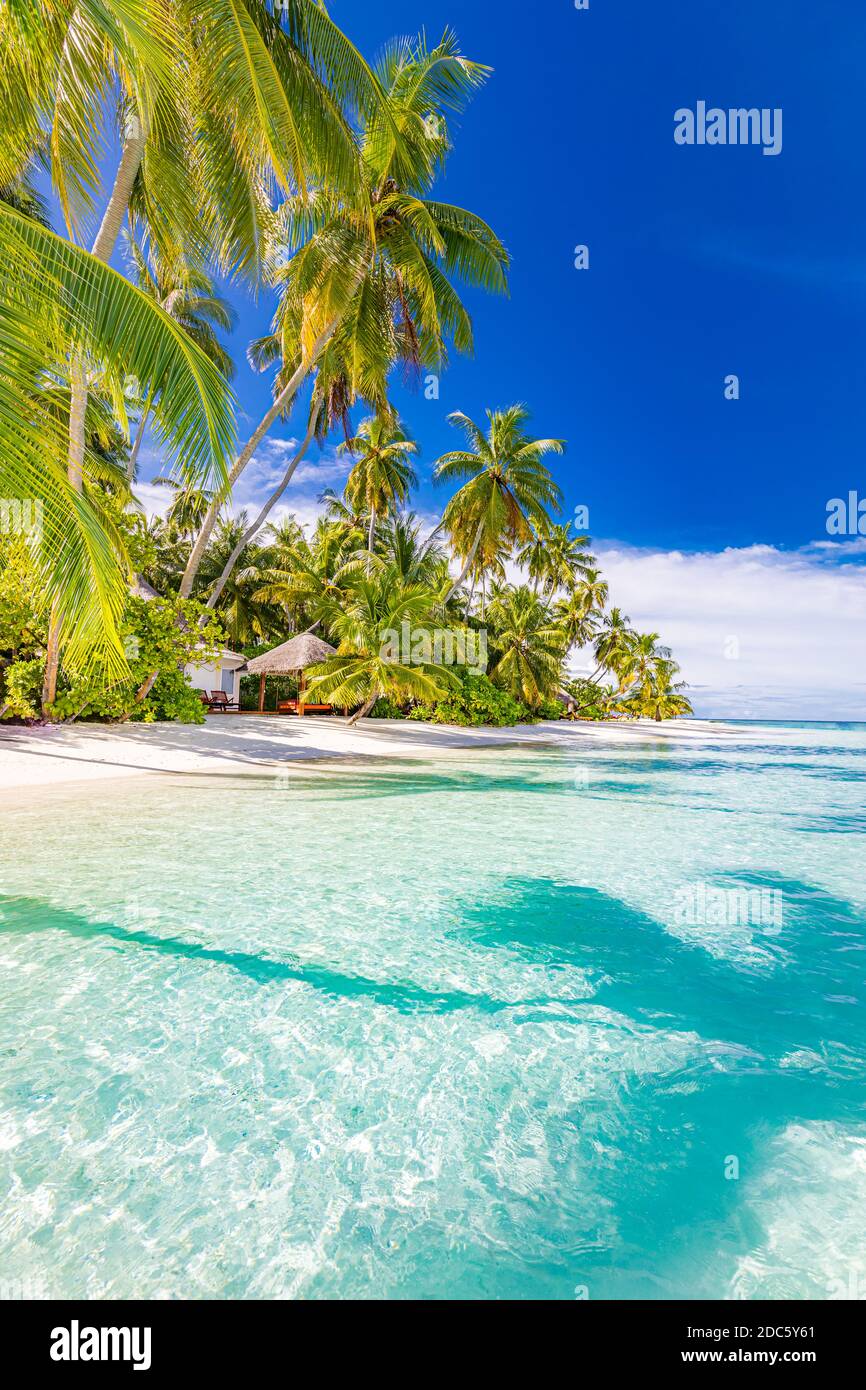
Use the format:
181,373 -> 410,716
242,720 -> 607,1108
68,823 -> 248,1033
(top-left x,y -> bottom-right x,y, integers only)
367,506 -> 376,553
205,413 -> 318,611
126,394 -> 153,483
179,316 -> 341,600
466,570 -> 477,612
443,519 -> 484,606
348,689 -> 379,725
41,117 -> 146,714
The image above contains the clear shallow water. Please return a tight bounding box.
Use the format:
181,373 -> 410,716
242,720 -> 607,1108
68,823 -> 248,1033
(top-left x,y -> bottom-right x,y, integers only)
1,722 -> 865,1300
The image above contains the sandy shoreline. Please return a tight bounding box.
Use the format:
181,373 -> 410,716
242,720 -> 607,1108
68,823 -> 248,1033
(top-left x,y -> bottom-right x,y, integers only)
0,714 -> 747,793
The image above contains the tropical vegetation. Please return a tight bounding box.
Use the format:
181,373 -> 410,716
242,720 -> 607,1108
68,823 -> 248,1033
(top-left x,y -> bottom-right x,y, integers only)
0,2 -> 691,728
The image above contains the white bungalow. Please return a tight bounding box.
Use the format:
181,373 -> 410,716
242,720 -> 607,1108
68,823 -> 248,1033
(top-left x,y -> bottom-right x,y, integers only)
185,648 -> 247,706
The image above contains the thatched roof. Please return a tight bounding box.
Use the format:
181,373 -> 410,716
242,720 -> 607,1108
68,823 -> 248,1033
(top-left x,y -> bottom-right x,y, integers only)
245,634 -> 336,675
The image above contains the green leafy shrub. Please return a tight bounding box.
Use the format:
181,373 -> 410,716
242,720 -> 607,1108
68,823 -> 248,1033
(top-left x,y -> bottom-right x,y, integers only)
408,671 -> 531,727
535,697 -> 564,720
561,677 -> 611,720
1,658 -> 43,719
368,695 -> 405,719
0,538 -> 49,719
46,595 -> 225,724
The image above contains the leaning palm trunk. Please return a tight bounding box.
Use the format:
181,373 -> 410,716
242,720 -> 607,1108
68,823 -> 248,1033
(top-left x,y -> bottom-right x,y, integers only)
41,117 -> 147,714
205,412 -> 319,611
442,518 -> 484,606
179,315 -> 341,600
349,689 -> 379,725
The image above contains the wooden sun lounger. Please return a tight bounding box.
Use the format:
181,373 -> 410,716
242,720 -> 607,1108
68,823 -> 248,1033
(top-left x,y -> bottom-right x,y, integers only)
276,698 -> 333,716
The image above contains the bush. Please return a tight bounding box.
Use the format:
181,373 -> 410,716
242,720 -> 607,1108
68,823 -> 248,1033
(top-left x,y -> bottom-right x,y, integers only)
561,677 -> 611,721
408,671 -> 532,727
1,658 -> 43,719
535,697 -> 564,720
45,594 -> 225,724
368,695 -> 405,719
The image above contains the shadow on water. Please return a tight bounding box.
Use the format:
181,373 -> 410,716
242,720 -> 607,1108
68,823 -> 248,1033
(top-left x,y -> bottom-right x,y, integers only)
2,868 -> 864,1299
447,870 -> 866,1296
0,894 -> 526,1017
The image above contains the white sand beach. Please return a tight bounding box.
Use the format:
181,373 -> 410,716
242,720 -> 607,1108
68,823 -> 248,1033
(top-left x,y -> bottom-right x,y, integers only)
0,715 -> 742,792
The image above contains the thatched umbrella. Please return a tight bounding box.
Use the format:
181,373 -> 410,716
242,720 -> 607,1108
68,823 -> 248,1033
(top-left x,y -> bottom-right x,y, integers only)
245,633 -> 337,714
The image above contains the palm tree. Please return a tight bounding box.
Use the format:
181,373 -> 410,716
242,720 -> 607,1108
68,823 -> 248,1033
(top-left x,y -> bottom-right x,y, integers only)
617,632 -> 673,701
587,606 -> 635,688
517,520 -> 594,595
304,567 -> 458,723
0,204 -> 235,685
2,0 -> 398,705
486,585 -> 565,708
179,29 -> 509,598
124,237 -> 236,482
252,517 -> 357,631
621,657 -> 692,722
576,568 -> 610,620
340,415 -> 419,554
196,515 -> 275,646
552,567 -> 609,651
434,406 -> 564,603
151,479 -> 218,540
379,514 -> 449,589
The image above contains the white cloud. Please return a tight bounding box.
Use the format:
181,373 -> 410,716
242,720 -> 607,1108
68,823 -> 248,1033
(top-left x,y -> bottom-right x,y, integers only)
131,443 -> 866,719
229,438 -> 350,511
583,540 -> 866,719
131,482 -> 172,520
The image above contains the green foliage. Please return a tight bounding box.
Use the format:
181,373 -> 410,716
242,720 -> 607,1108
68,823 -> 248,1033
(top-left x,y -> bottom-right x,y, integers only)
562,677 -> 612,721
367,694 -> 404,719
0,539 -> 49,719
1,658 -> 43,719
408,671 -> 530,727
46,595 -> 224,724
535,697 -> 563,720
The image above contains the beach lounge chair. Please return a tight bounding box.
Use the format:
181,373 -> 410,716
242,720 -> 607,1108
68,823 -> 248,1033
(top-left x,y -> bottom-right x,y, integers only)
276,698 -> 333,716
207,690 -> 239,711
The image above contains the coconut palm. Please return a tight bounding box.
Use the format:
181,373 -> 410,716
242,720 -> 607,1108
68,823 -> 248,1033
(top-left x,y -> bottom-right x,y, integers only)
621,657 -> 692,722
3,0 -> 397,704
195,515 -> 275,645
179,29 -> 509,598
552,567 -> 609,650
340,415 -> 419,554
517,520 -> 594,595
252,516 -> 358,630
304,567 -> 459,723
486,585 -> 565,708
434,406 -> 564,603
586,606 -> 635,688
0,204 -> 235,685
151,479 -> 218,540
576,568 -> 610,620
617,631 -> 672,700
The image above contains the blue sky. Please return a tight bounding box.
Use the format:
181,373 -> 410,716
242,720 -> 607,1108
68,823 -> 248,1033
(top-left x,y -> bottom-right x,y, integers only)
202,0 -> 866,555
64,1 -> 866,715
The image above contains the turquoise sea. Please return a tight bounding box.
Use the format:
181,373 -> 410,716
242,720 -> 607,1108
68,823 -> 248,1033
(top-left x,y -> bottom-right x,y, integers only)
1,720 -> 865,1300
